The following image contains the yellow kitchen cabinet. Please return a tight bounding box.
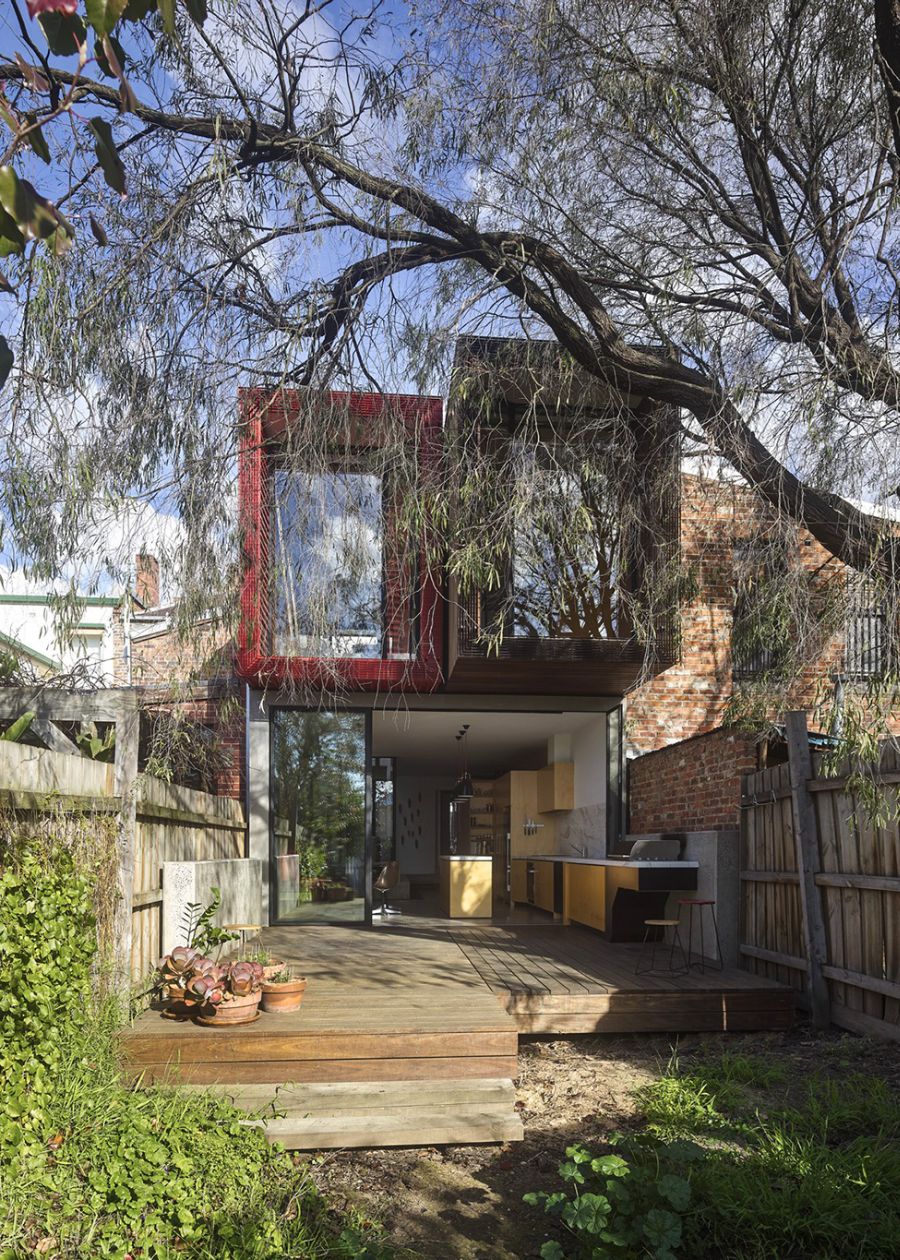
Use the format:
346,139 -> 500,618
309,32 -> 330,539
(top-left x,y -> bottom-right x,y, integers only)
564,863 -> 606,932
511,858 -> 528,904
537,762 -> 575,813
533,861 -> 556,913
439,857 -> 493,918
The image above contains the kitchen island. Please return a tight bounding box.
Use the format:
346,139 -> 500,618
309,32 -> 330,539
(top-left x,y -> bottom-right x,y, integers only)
511,855 -> 699,938
439,854 -> 494,918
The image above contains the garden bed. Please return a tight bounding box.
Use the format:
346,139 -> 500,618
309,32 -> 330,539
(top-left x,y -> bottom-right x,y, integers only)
310,1026 -> 900,1260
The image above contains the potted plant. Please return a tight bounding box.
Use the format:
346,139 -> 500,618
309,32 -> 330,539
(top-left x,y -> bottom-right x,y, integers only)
194,960 -> 265,1026
244,944 -> 285,981
260,966 -> 308,1014
153,954 -> 264,1025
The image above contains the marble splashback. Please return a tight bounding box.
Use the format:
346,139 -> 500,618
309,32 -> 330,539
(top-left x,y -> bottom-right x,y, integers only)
555,803 -> 606,858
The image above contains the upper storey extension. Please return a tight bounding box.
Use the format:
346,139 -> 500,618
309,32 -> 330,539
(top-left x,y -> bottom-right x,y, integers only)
237,338 -> 680,696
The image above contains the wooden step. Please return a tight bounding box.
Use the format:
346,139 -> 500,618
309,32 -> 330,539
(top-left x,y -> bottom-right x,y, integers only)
185,1077 -> 517,1113
195,1078 -> 524,1149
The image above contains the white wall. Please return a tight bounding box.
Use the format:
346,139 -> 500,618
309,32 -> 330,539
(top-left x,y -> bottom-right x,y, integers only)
0,599 -> 119,683
555,716 -> 608,858
572,717 -> 607,810
394,768 -> 450,876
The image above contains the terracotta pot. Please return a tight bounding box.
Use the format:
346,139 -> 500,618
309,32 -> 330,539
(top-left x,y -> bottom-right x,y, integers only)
260,976 -> 308,1014
159,983 -> 201,1021
196,991 -> 262,1026
262,960 -> 285,981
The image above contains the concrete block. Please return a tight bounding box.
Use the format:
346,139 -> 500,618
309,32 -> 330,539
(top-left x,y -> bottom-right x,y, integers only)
162,859 -> 263,956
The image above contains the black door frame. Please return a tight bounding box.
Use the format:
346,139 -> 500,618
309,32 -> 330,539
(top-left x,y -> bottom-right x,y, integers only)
269,706 -> 374,927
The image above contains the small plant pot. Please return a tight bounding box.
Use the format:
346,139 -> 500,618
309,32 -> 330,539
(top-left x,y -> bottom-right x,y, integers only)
159,983 -> 202,1020
261,976 -> 307,1014
262,960 -> 286,981
196,991 -> 262,1026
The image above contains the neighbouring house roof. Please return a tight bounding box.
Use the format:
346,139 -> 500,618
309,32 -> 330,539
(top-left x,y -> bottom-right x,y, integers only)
0,627 -> 60,670
0,594 -> 123,606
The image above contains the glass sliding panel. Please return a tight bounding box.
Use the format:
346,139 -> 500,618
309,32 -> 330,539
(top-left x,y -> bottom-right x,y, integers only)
372,756 -> 395,869
271,709 -> 369,923
271,469 -> 384,658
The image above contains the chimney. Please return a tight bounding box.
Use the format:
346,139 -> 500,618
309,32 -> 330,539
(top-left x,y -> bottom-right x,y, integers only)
135,554 -> 160,608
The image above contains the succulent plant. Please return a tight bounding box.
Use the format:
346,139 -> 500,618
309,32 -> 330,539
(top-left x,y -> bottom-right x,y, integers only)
227,961 -> 262,996
157,945 -> 198,981
153,950 -> 266,1016
185,973 -> 224,1005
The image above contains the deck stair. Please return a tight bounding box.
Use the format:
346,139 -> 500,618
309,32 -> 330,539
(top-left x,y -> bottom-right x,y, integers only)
196,1078 -> 523,1149
121,924 -> 523,1148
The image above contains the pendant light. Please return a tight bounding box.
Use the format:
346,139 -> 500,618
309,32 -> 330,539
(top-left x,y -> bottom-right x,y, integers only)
456,724 -> 473,799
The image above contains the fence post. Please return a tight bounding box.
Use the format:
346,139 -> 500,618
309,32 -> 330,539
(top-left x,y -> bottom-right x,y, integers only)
785,710 -> 830,1027
113,693 -> 140,991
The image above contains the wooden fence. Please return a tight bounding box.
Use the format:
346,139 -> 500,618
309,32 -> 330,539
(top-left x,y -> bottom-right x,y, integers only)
741,712 -> 900,1041
0,688 -> 246,985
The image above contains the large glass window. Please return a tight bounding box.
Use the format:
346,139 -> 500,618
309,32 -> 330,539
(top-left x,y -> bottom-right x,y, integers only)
480,441 -> 624,642
270,466 -> 420,661
272,469 -> 384,658
271,709 -> 369,923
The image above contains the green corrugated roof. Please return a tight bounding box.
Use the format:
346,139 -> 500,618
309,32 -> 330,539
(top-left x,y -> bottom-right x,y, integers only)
0,628 -> 60,670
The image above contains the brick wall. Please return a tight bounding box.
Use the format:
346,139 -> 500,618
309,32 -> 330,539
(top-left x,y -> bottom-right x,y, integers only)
627,473 -> 848,754
128,622 -> 236,689
140,683 -> 245,800
628,727 -> 760,833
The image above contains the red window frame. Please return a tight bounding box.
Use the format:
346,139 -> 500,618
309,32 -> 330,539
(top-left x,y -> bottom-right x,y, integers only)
237,387 -> 444,692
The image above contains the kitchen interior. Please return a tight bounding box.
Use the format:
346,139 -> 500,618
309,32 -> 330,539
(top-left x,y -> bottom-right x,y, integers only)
371,709 -> 699,939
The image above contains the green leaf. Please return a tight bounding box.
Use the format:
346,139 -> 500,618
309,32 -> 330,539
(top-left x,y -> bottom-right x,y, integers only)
89,214 -> 108,245
38,12 -> 88,56
561,1193 -> 611,1235
0,337 -> 12,391
183,0 -> 206,22
2,712 -> 34,742
24,117 -> 50,165
87,119 -> 126,195
0,207 -> 24,257
158,0 -> 176,32
657,1174 -> 691,1212
640,1208 -> 682,1252
539,1244 -> 566,1260
95,33 -> 127,79
85,0 -> 129,37
0,167 -> 70,242
123,0 -> 158,17
590,1154 -> 630,1178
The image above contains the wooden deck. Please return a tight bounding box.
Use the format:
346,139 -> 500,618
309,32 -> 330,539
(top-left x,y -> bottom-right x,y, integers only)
121,919 -> 793,1148
449,924 -> 795,1034
123,924 -> 519,1086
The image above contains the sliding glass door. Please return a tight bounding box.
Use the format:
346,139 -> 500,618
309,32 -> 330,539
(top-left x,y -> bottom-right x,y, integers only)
271,709 -> 371,923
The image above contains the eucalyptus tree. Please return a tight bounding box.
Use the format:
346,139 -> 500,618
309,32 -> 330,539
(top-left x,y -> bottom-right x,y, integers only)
2,0 -> 900,726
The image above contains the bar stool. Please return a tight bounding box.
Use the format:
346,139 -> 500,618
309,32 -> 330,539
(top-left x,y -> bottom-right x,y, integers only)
677,899 -> 723,973
636,918 -> 689,976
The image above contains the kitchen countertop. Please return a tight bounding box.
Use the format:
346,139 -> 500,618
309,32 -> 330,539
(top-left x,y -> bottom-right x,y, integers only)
440,854 -> 494,861
526,854 -> 699,869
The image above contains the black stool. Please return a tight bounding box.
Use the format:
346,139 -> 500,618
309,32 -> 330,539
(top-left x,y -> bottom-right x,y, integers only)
678,898 -> 723,973
635,918 -> 689,977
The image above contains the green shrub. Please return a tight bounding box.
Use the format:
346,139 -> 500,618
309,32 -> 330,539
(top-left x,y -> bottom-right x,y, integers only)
0,845 -> 97,1157
524,1141 -> 693,1260
0,832 -> 392,1260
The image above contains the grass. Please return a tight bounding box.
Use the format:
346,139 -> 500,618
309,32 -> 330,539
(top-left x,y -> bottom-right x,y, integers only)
632,1045 -> 900,1259
0,1001 -> 393,1260
525,1041 -> 900,1260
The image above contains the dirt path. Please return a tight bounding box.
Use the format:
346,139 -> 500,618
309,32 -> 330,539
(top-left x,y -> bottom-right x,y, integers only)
308,1026 -> 900,1260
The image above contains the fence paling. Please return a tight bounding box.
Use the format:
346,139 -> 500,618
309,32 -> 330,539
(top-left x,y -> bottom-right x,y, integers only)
0,727 -> 246,985
740,714 -> 900,1040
